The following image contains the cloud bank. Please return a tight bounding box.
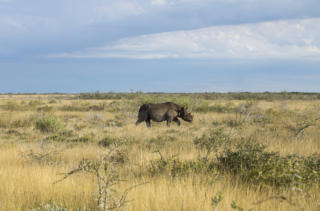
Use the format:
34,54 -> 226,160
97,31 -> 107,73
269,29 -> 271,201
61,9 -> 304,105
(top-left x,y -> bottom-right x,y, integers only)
1,0 -> 320,59
53,18 -> 320,60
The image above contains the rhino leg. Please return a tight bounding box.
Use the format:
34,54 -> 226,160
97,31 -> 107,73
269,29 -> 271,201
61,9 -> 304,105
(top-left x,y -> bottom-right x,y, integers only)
173,117 -> 181,126
146,119 -> 151,127
166,118 -> 172,127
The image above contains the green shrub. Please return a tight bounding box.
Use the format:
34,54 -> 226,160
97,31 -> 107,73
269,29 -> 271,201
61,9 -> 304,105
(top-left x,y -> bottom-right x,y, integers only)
231,201 -> 244,211
12,119 -> 32,128
98,136 -> 133,147
211,191 -> 223,210
45,132 -> 95,143
1,100 -> 25,111
6,129 -> 23,137
218,142 -> 320,188
106,100 -> 137,113
44,130 -> 75,142
138,96 -> 158,105
48,99 -> 57,104
172,97 -> 194,110
28,100 -> 44,107
98,137 -> 119,147
149,155 -> 216,177
194,127 -> 231,159
60,101 -> 91,112
60,104 -> 89,112
35,116 -> 61,133
44,131 -> 97,143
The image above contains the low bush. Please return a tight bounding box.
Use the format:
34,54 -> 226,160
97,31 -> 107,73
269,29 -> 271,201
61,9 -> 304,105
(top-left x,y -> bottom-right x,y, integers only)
48,99 -> 57,104
106,100 -> 136,113
60,104 -> 89,112
44,130 -> 96,143
1,100 -> 25,111
35,116 -> 61,133
194,127 -> 231,160
218,142 -> 320,188
44,131 -> 96,144
28,100 -> 44,107
56,147 -> 135,211
98,137 -> 119,147
98,136 -> 134,147
50,130 -> 75,142
149,154 -> 216,177
6,129 -> 22,136
60,102 -> 91,112
12,119 -> 33,128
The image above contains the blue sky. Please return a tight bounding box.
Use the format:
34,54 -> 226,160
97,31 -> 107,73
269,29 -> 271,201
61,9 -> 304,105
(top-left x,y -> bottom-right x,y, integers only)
1,0 -> 320,93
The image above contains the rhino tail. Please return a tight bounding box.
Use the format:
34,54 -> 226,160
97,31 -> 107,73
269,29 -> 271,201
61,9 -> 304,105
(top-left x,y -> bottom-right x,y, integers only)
137,104 -> 149,122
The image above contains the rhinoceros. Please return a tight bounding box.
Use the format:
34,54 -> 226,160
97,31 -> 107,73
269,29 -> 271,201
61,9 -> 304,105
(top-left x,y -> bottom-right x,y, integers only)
135,102 -> 193,127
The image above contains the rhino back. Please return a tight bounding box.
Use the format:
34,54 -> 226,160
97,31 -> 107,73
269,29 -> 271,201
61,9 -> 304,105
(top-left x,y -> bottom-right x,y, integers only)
149,102 -> 180,111
147,102 -> 180,122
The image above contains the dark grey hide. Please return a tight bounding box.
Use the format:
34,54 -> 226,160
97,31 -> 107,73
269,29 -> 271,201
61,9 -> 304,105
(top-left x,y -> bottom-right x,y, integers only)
135,102 -> 193,127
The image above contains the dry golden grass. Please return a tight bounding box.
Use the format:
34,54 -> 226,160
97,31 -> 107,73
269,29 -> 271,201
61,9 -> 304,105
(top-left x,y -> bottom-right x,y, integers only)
0,94 -> 320,210
2,144 -> 319,211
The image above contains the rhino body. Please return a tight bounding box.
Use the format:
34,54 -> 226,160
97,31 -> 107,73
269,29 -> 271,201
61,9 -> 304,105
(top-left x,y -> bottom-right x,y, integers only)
135,102 -> 193,127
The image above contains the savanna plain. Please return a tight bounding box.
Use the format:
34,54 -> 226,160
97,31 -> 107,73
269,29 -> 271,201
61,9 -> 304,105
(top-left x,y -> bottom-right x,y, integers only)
1,92 -> 320,211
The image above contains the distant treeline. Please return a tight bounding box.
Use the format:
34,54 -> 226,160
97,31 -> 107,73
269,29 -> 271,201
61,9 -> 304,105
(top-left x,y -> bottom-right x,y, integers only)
1,91 -> 320,101
78,91 -> 320,101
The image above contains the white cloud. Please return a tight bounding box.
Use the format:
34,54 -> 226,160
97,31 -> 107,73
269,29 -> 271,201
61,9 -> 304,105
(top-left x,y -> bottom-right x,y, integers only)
0,14 -> 58,37
0,18 -> 26,31
50,18 -> 320,60
93,1 -> 145,21
151,0 -> 166,5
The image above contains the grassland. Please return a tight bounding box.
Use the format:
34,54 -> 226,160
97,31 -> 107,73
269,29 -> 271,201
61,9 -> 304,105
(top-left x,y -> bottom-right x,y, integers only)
0,93 -> 320,210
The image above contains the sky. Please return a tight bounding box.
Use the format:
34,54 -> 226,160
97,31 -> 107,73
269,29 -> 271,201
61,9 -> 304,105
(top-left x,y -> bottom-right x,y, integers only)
1,0 -> 320,93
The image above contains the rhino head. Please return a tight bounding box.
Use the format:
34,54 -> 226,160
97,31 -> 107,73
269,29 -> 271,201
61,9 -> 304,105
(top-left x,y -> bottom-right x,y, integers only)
179,107 -> 193,122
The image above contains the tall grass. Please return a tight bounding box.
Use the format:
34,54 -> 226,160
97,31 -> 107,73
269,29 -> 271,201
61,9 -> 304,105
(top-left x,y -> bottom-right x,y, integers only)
0,95 -> 320,210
